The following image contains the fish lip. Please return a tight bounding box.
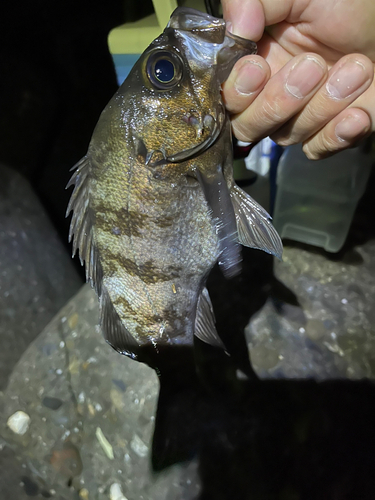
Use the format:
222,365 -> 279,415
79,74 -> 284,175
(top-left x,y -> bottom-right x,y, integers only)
166,105 -> 226,163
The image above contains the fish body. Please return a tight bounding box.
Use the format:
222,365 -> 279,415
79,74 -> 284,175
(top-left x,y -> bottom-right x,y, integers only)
67,8 -> 282,363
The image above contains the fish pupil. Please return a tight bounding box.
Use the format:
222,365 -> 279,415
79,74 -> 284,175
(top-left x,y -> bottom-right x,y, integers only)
154,59 -> 175,83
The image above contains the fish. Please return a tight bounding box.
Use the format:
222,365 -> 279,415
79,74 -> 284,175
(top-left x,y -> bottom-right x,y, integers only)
66,7 -> 282,367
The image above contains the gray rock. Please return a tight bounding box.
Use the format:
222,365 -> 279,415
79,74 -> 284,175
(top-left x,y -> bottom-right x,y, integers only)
0,164 -> 82,390
246,239 -> 375,379
1,285 -> 200,500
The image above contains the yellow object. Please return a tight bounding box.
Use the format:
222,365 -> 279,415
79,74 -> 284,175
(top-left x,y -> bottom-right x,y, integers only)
108,0 -> 206,55
108,0 -> 177,55
154,0 -> 178,28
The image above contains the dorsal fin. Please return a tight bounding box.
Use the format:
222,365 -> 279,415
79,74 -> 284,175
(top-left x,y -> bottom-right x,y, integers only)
66,156 -> 102,295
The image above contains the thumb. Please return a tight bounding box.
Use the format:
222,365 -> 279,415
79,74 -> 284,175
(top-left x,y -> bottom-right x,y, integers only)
222,0 -> 293,40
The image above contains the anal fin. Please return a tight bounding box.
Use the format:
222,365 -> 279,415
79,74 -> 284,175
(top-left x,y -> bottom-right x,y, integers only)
100,287 -> 139,360
194,288 -> 225,349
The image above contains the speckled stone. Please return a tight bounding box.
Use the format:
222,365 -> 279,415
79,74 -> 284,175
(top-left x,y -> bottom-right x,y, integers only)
0,285 -> 200,500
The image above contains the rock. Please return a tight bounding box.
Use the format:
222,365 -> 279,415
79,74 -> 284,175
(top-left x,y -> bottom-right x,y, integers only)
0,164 -> 82,389
6,411 -> 30,435
79,488 -> 90,499
130,435 -> 148,458
246,238 -> 375,380
95,427 -> 114,460
1,285 -> 200,500
110,483 -> 128,500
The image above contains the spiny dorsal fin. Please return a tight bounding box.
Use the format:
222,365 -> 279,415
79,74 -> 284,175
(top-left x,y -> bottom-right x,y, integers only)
100,287 -> 139,360
194,287 -> 226,349
230,183 -> 283,260
66,156 -> 102,295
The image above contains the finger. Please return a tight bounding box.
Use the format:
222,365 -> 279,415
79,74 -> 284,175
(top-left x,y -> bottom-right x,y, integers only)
266,22 -> 345,63
272,54 -> 374,145
222,0 -> 266,40
256,32 -> 295,75
222,0 -> 294,39
302,108 -> 371,160
231,53 -> 327,143
222,56 -> 271,114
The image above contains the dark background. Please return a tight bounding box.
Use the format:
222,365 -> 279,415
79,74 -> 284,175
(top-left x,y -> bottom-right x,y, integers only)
1,3 -> 375,499
0,0 -> 154,256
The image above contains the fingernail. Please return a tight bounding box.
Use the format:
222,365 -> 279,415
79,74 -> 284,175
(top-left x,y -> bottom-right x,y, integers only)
234,61 -> 267,95
285,56 -> 325,98
327,60 -> 369,99
335,115 -> 370,142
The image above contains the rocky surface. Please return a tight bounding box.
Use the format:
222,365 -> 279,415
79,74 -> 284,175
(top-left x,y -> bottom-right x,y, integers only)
0,285 -> 200,500
2,230 -> 375,498
1,168 -> 375,499
247,238 -> 375,380
0,165 -> 82,390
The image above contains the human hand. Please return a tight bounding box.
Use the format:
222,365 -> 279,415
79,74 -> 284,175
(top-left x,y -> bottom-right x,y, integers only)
222,0 -> 375,159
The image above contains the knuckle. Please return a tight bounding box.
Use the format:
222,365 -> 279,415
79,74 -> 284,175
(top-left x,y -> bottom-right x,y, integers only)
232,120 -> 255,143
302,133 -> 340,160
274,135 -> 299,147
260,97 -> 284,124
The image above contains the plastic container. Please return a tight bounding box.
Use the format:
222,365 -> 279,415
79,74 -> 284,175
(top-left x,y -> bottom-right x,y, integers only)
273,142 -> 373,252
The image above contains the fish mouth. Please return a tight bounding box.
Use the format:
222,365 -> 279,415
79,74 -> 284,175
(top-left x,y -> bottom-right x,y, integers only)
145,104 -> 226,167
168,109 -> 225,163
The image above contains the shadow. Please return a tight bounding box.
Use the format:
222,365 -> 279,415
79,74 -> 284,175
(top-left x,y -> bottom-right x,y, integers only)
152,357 -> 375,499
151,242 -> 375,499
207,246 -> 302,377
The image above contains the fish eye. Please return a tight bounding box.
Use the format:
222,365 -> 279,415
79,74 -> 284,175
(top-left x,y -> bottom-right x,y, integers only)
155,59 -> 174,83
147,50 -> 183,90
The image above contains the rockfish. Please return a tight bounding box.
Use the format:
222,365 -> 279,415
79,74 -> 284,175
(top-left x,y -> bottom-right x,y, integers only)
66,7 -> 282,366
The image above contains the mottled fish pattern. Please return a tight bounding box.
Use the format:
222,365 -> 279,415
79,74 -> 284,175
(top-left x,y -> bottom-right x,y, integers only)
66,7 -> 282,363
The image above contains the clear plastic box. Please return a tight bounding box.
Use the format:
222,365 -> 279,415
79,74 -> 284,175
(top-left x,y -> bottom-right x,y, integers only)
273,142 -> 373,252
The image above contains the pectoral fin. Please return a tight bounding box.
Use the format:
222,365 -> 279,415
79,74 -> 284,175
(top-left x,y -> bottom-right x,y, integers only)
230,183 -> 283,259
196,166 -> 242,278
194,288 -> 225,349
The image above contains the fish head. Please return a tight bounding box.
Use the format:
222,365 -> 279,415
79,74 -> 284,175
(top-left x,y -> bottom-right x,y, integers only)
114,7 -> 256,174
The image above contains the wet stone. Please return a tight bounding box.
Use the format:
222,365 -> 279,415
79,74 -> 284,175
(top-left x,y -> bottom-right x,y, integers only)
249,344 -> 280,371
305,319 -> 327,341
246,238 -> 375,380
